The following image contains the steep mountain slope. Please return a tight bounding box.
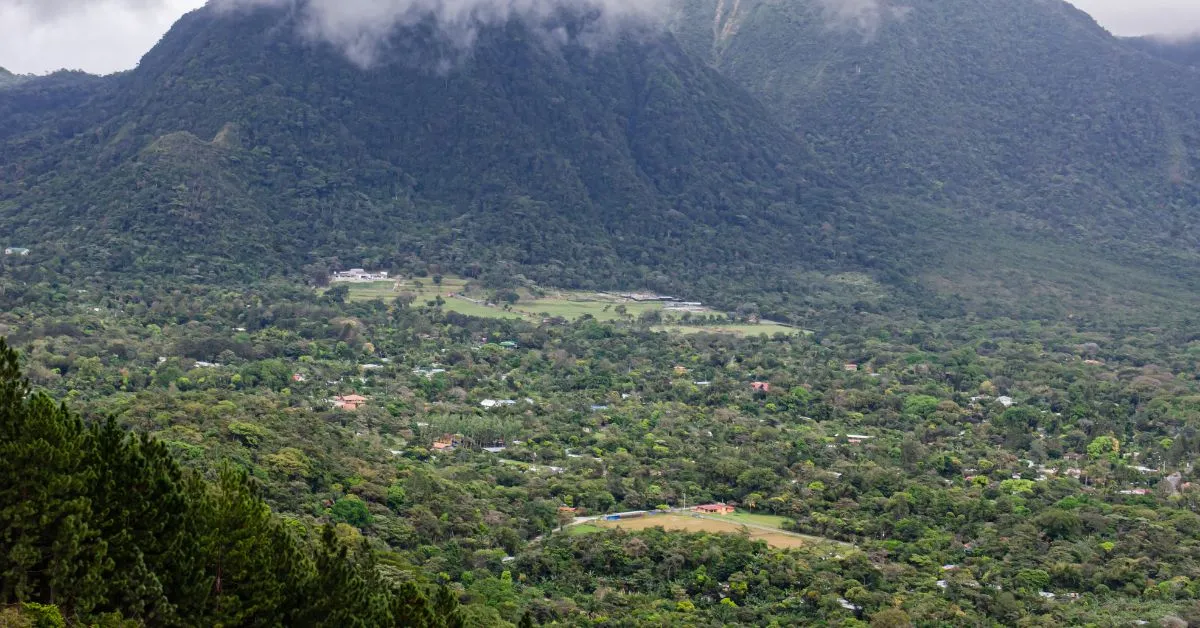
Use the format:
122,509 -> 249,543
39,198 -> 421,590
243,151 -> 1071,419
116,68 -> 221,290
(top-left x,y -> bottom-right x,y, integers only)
1125,35 -> 1200,69
0,70 -> 107,141
670,0 -> 1200,258
0,4 -> 876,293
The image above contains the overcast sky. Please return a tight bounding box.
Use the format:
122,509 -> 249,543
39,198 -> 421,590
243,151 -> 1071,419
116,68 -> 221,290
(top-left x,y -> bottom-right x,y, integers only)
1,0 -> 1200,75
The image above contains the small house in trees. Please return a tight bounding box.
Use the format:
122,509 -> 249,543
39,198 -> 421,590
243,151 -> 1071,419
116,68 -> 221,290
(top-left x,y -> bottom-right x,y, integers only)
432,434 -> 464,452
751,382 -> 770,392
694,503 -> 736,515
332,394 -> 368,411
843,363 -> 859,372
4,247 -> 29,256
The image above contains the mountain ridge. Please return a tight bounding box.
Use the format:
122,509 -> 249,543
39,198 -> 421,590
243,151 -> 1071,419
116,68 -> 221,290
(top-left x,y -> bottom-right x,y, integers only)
0,4 -> 882,306
2,1 -> 1200,323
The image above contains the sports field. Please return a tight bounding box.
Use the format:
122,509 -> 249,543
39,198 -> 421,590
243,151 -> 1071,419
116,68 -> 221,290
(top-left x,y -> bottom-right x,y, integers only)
591,513 -> 809,549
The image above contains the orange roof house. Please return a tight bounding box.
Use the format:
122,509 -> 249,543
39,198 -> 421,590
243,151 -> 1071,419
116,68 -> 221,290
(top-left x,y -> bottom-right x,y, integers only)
333,394 -> 368,411
431,434 -> 463,452
751,382 -> 770,392
694,503 -> 736,515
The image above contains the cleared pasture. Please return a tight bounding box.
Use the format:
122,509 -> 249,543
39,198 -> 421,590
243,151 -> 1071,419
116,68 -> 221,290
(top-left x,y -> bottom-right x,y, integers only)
341,277 -> 800,337
590,513 -> 809,549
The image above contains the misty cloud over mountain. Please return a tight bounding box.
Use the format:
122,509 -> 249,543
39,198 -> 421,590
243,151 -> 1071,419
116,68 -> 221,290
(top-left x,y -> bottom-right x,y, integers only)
213,0 -> 670,67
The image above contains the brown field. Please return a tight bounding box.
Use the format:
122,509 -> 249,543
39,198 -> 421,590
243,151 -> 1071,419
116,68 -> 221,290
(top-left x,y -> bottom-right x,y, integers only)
593,513 -> 809,549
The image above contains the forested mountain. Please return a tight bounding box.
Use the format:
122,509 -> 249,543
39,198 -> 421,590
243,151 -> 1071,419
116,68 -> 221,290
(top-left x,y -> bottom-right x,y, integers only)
1126,35 -> 1200,69
0,4 -> 883,297
3,0 -> 1200,321
0,70 -> 107,141
670,0 -> 1200,288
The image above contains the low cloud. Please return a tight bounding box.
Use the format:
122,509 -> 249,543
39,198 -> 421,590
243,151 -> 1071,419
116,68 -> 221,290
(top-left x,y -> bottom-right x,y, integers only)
817,0 -> 909,39
213,0 -> 669,68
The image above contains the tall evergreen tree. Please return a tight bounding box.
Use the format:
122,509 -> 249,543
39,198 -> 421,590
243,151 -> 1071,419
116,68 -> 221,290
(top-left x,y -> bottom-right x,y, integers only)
0,339 -> 107,618
0,338 -> 457,625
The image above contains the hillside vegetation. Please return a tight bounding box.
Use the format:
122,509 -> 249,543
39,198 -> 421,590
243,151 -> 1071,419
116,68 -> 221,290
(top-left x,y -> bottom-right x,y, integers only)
2,2 -> 1198,325
671,0 -> 1200,313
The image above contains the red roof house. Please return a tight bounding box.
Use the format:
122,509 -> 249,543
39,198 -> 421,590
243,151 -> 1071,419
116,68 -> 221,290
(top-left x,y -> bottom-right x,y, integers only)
333,394 -> 368,411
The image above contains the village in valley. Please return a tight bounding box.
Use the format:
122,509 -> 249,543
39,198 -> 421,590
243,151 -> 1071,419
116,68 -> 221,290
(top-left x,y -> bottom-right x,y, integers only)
7,251 -> 1192,625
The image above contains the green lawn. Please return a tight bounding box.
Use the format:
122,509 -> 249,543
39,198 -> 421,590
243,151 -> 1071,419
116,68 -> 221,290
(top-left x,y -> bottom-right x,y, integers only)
720,510 -> 793,529
656,323 -> 800,337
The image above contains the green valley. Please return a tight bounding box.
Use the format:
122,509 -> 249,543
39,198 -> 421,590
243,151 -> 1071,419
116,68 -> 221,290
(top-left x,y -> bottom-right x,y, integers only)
4,0 -> 1200,625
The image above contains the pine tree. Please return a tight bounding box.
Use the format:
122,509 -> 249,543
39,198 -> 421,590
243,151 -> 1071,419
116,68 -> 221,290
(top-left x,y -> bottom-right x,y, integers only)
83,421 -> 203,624
0,339 -> 107,618
390,582 -> 438,628
434,586 -> 465,628
0,338 -> 448,626
196,465 -> 311,626
293,526 -> 382,627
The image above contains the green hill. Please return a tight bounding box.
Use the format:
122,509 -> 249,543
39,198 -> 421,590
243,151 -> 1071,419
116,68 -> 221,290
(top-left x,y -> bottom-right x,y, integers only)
670,0 -> 1200,311
1125,35 -> 1200,68
0,6 -> 876,298
2,1 -> 1200,324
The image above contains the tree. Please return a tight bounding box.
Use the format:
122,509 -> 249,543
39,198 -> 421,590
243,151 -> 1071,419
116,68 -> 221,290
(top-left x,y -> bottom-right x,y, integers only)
324,284 -> 350,304
903,395 -> 939,418
330,496 -> 373,528
1087,435 -> 1120,461
0,338 -> 107,617
870,608 -> 913,628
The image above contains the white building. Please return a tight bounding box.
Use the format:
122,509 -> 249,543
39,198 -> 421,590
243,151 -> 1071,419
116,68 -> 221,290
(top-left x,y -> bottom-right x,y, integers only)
331,268 -> 390,282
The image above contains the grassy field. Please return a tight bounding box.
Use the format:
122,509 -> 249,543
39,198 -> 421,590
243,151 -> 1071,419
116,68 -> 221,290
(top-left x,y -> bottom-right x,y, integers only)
340,277 -> 801,337
589,513 -> 810,549
566,523 -> 603,536
655,323 -> 800,336
716,511 -> 794,529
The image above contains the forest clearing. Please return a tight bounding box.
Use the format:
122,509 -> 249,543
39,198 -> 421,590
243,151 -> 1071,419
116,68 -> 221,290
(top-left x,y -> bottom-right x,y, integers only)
572,512 -> 823,550
342,277 -> 798,336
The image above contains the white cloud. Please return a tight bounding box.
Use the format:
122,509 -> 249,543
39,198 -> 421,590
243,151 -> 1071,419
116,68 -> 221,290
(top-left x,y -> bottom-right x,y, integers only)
1069,0 -> 1200,37
3,0 -> 1200,75
0,0 -> 206,74
213,0 -> 670,68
